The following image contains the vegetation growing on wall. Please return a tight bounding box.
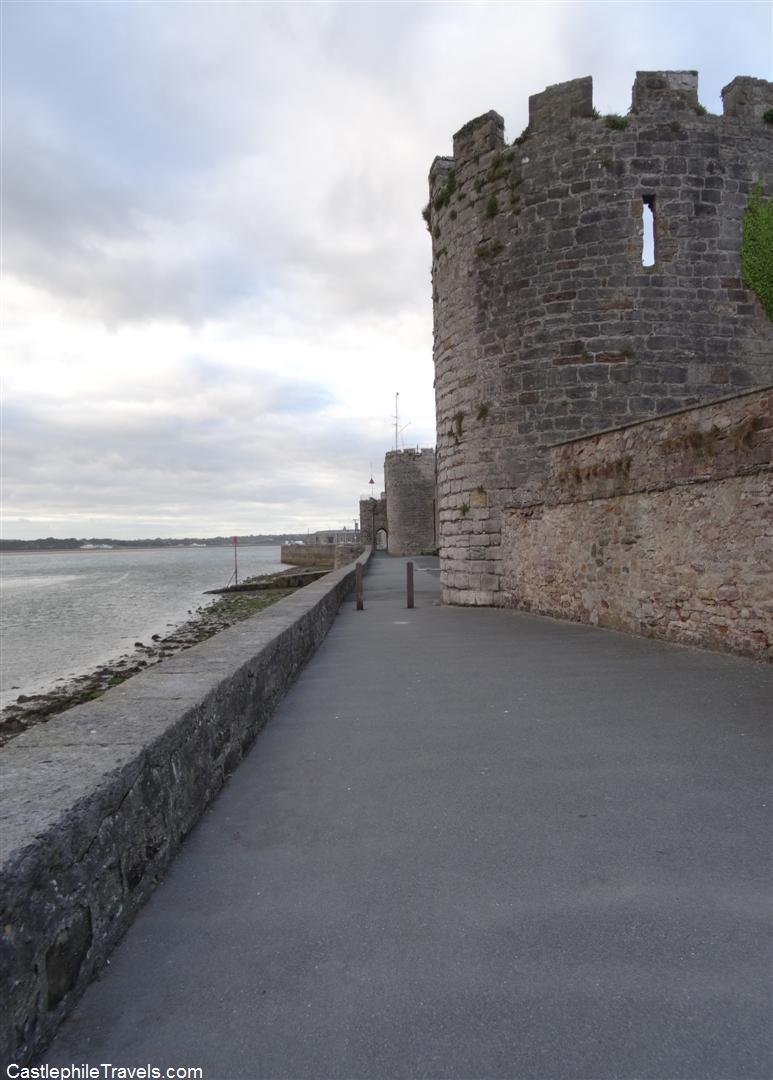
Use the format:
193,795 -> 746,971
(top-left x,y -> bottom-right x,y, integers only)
476,239 -> 504,260
486,152 -> 510,183
660,414 -> 763,456
556,455 -> 632,487
741,185 -> 773,319
433,169 -> 457,211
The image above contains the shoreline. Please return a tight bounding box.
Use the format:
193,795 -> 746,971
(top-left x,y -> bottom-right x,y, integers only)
0,565 -> 326,748
1,548 -> 216,556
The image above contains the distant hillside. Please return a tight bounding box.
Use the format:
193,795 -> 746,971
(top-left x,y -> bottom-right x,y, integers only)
0,534 -> 306,552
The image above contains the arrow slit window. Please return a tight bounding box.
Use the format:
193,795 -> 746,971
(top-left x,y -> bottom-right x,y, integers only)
642,195 -> 656,267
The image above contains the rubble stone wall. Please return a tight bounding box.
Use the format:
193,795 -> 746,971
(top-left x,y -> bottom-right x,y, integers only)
501,389 -> 772,659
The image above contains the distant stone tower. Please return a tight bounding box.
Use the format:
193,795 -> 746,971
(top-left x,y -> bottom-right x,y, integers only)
359,493 -> 387,549
384,448 -> 437,555
358,449 -> 437,554
428,71 -> 773,605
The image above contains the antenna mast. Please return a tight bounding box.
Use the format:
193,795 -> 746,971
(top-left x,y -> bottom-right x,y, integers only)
392,392 -> 410,450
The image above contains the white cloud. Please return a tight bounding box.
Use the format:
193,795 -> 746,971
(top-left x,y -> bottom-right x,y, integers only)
2,0 -> 769,538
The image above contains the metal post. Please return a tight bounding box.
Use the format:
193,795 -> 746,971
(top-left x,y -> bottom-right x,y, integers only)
356,564 -> 364,611
406,561 -> 414,609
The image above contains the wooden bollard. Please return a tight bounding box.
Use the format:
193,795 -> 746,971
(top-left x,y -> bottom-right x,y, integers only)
356,563 -> 364,610
406,561 -> 414,609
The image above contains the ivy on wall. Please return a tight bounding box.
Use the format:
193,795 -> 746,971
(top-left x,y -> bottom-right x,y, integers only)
741,184 -> 773,319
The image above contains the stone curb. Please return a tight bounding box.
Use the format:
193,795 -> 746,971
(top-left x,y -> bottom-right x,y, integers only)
0,548 -> 372,1067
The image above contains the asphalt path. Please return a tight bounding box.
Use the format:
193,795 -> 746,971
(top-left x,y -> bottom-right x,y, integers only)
45,554 -> 772,1079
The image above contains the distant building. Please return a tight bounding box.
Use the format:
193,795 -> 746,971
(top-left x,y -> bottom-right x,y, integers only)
305,529 -> 361,546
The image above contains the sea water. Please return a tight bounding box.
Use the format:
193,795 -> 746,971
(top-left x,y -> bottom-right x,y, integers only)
0,545 -> 284,709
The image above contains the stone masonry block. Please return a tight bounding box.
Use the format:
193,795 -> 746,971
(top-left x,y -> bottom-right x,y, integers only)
632,70 -> 699,113
453,111 -> 505,163
529,77 -> 594,133
722,77 -> 773,122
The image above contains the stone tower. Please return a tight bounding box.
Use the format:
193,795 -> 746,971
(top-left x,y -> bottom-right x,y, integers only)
384,448 -> 437,555
427,71 -> 773,605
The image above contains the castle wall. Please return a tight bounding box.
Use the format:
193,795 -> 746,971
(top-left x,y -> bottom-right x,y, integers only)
333,544 -> 365,568
282,543 -> 363,569
281,543 -> 335,568
429,71 -> 773,606
384,448 -> 437,555
501,388 -> 772,660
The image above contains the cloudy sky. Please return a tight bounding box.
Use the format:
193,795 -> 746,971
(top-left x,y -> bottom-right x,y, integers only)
2,0 -> 770,539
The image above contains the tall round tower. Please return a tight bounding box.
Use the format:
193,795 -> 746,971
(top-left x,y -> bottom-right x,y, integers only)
384,448 -> 437,555
428,71 -> 773,605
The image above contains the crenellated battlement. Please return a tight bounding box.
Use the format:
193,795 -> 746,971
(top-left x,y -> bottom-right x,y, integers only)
451,110 -> 505,163
722,76 -> 773,121
385,446 -> 436,459
443,72 -> 771,168
631,70 -> 699,114
427,70 -> 773,607
529,75 -> 594,132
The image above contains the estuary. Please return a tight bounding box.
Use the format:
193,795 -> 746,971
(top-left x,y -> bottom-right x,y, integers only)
0,544 -> 284,709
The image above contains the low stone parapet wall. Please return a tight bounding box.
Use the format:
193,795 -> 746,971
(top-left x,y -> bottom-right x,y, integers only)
501,389 -> 772,660
0,548 -> 371,1068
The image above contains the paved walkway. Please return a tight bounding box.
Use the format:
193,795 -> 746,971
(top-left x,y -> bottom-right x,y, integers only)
46,555 -> 772,1079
